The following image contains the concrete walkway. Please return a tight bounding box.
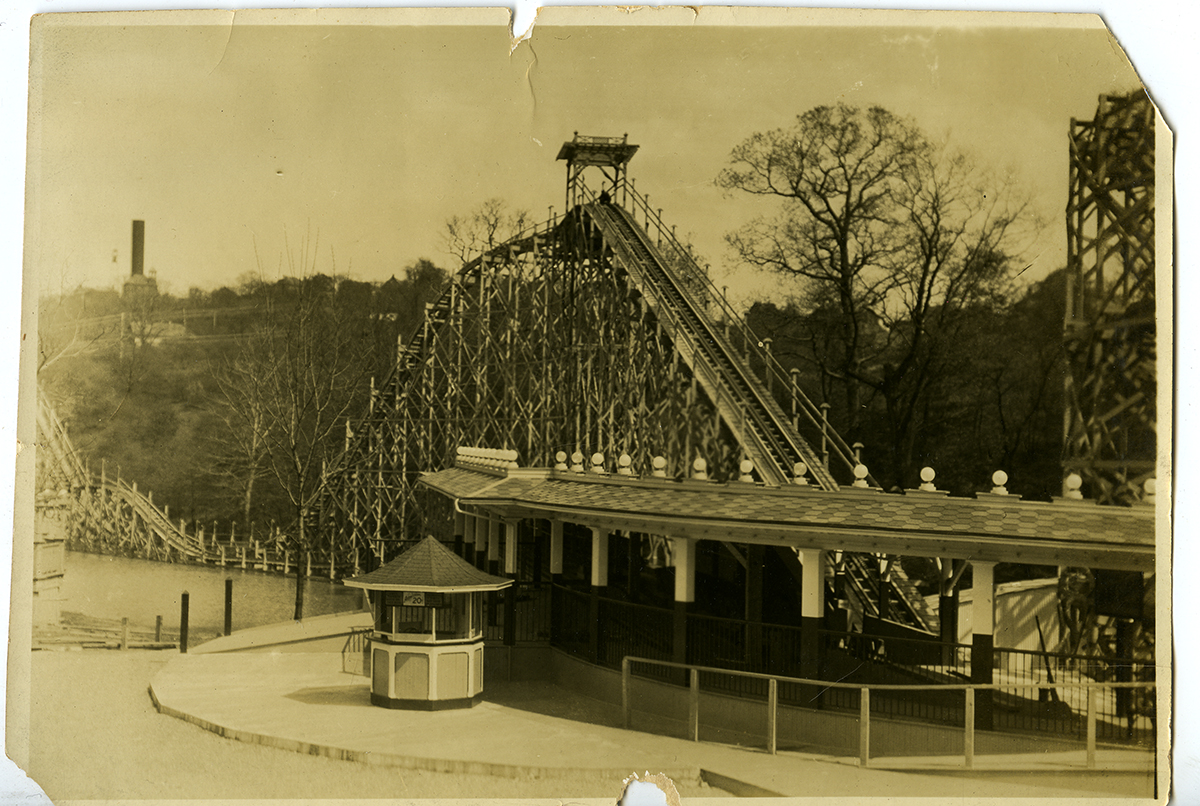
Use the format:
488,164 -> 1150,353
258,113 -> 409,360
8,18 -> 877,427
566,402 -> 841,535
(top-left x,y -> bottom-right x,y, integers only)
148,620 -> 1158,799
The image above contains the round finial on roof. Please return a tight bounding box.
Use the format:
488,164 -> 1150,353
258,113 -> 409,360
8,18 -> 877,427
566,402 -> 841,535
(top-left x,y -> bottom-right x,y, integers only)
793,462 -> 809,485
1065,472 -> 1083,500
570,451 -> 585,473
739,459 -> 754,483
554,451 -> 568,472
617,453 -> 633,475
692,457 -> 708,481
590,452 -> 606,474
852,463 -> 869,488
652,455 -> 668,478
919,466 -> 937,492
991,470 -> 1009,495
1144,478 -> 1156,496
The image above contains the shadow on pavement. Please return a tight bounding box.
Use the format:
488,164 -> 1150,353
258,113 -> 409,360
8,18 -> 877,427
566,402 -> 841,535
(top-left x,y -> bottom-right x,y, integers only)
284,684 -> 373,707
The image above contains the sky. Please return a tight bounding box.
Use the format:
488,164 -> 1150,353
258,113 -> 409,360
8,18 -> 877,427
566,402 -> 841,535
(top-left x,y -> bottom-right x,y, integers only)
26,10 -> 1142,310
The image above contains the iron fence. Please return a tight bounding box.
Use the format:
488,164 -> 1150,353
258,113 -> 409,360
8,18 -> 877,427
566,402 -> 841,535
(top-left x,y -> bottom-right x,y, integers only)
483,583 -> 552,644
598,597 -> 674,668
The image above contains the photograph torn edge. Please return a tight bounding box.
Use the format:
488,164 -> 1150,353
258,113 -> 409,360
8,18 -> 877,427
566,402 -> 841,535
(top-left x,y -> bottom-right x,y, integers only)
6,6 -> 1175,804
619,771 -> 683,806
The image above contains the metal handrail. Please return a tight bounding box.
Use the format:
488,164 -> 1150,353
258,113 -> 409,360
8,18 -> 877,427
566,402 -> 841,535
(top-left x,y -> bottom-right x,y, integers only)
620,654 -> 1154,768
580,184 -> 830,487
597,177 -> 870,485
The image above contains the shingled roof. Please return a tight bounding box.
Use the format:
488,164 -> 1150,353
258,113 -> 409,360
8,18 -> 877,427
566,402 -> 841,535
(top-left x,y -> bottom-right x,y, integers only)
343,536 -> 513,592
419,467 -> 1156,572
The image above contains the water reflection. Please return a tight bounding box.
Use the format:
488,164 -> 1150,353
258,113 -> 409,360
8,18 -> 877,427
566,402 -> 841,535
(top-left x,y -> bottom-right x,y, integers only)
63,551 -> 365,637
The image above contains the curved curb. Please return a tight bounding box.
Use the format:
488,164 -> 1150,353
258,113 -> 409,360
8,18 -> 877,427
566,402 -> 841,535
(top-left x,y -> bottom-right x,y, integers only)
146,681 -> 700,783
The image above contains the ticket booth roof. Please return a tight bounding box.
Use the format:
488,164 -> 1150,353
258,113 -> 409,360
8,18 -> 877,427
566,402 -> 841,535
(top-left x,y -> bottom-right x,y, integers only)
343,536 -> 513,593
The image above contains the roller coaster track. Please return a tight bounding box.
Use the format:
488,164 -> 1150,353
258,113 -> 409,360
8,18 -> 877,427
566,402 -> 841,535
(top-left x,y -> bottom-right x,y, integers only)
37,387 -> 204,559
98,478 -> 204,557
587,199 -> 833,488
582,191 -> 929,630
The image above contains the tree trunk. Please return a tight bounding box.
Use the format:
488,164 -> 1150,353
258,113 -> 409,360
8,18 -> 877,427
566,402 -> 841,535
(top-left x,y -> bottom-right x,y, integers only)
243,471 -> 255,535
293,509 -> 306,620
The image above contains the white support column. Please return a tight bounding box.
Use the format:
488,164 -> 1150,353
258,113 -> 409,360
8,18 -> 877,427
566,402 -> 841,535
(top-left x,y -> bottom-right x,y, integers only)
590,526 -> 609,588
453,509 -> 465,553
488,516 -> 501,565
970,560 -> 996,731
550,520 -> 564,576
798,549 -> 826,619
798,548 -> 826,682
504,520 -> 518,575
973,561 -> 995,638
673,537 -> 695,603
474,510 -> 487,553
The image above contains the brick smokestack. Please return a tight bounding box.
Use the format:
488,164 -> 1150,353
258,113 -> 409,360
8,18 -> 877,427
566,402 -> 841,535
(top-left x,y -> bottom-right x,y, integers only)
131,220 -> 145,277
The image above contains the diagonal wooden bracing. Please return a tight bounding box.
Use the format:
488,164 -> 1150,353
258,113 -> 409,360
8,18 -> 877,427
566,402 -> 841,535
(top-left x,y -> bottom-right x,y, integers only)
320,162 -> 872,576
322,202 -> 737,563
1064,91 -> 1156,505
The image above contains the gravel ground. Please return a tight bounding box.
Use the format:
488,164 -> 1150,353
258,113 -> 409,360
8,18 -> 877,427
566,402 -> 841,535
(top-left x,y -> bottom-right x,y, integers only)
24,649 -> 718,801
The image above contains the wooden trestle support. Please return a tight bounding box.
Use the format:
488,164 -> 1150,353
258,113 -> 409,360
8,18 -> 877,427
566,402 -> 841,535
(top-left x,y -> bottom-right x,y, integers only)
317,136 -> 924,632
1064,91 -> 1157,505
1060,92 -> 1158,700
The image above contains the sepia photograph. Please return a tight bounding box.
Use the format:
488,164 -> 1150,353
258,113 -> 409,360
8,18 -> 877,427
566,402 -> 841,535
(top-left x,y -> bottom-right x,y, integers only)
10,6 -> 1173,803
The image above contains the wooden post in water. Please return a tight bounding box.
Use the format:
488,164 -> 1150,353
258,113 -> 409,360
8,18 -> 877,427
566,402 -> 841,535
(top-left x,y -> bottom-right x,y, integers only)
155,615 -> 163,642
239,546 -> 246,570
329,553 -> 335,580
284,551 -> 290,575
306,552 -> 312,578
121,617 -> 129,650
224,578 -> 233,636
219,546 -> 226,567
180,592 -> 190,653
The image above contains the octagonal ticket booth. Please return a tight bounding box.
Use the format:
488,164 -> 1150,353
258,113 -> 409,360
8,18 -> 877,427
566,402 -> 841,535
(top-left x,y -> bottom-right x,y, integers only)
343,536 -> 512,710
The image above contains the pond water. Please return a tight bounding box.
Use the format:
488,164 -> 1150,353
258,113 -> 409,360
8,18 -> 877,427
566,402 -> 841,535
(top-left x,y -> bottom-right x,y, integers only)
62,551 -> 365,638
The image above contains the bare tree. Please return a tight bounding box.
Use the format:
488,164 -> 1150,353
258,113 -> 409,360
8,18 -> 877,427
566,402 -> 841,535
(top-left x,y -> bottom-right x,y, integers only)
211,350 -> 272,533
217,238 -> 380,619
718,104 -> 1033,485
443,197 -> 531,264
